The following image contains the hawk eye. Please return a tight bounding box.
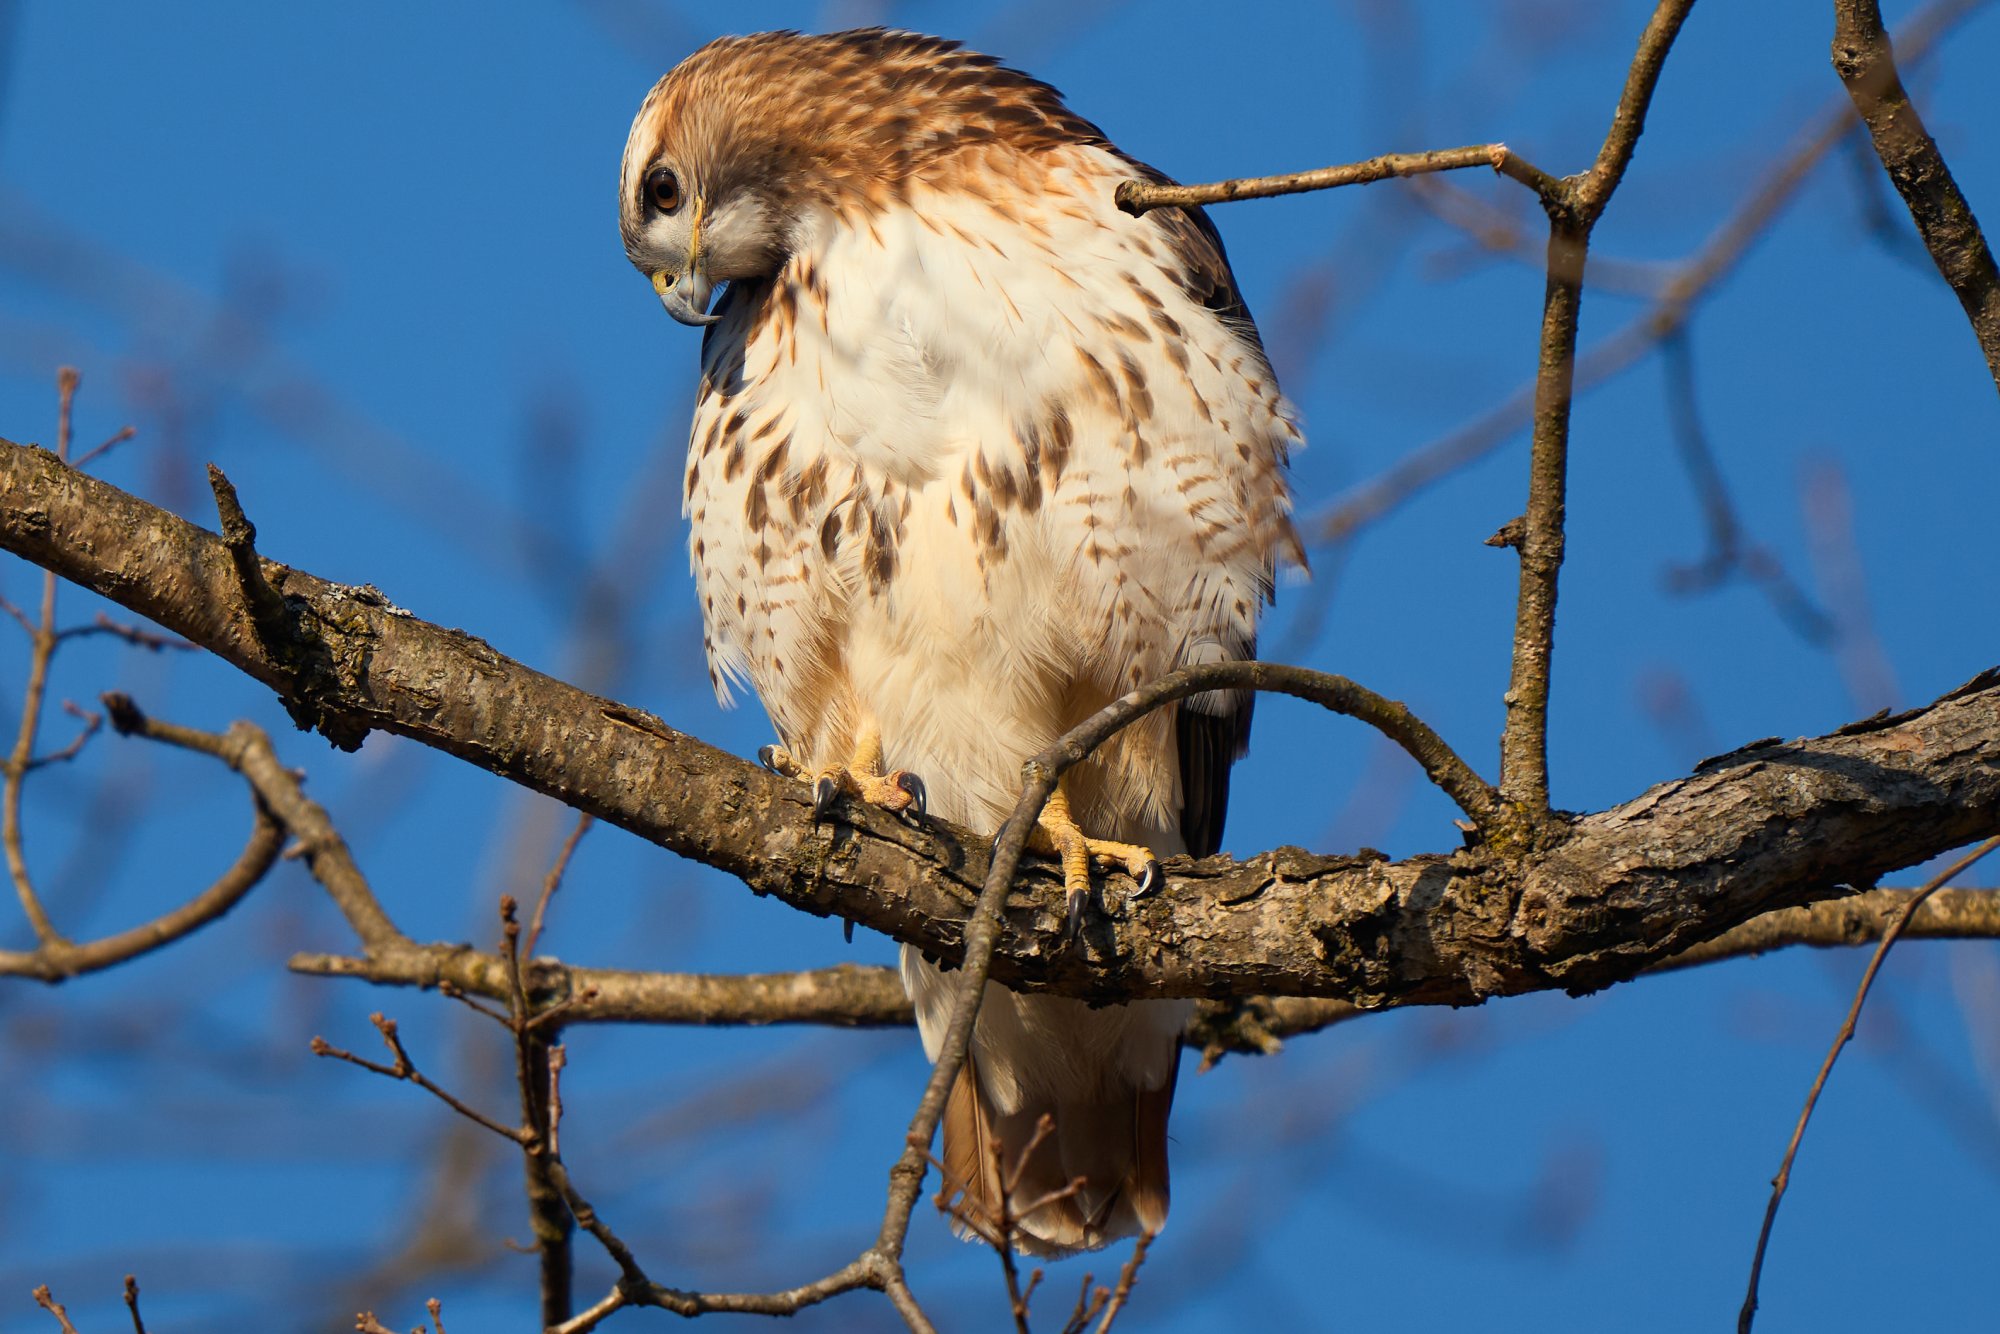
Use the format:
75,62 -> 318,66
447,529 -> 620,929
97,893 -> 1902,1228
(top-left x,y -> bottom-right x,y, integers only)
646,167 -> 683,214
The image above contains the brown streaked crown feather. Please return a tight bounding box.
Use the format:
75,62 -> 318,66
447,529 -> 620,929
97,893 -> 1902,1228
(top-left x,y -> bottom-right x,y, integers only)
622,27 -> 1110,244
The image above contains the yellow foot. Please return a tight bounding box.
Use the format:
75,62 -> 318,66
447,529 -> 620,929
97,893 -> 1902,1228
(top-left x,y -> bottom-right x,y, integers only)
1031,784 -> 1161,941
756,732 -> 925,822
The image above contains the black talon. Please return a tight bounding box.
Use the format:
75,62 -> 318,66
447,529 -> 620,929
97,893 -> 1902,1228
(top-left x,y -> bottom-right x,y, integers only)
1065,887 -> 1088,944
1133,859 -> 1162,899
896,772 -> 928,817
843,918 -> 855,945
812,774 -> 841,820
756,744 -> 783,773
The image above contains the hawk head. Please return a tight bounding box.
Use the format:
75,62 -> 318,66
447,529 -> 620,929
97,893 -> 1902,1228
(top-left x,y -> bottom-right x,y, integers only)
618,28 -> 1105,326
617,39 -> 798,327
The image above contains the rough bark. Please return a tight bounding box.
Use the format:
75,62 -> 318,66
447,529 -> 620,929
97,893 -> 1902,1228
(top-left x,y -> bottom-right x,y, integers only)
4,438 -> 1998,1013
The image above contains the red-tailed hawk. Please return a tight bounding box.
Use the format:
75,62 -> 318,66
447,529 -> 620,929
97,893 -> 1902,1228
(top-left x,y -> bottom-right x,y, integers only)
620,28 -> 1300,1255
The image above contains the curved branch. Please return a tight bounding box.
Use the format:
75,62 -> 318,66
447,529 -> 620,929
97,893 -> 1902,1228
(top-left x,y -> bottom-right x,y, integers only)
0,791 -> 283,981
1024,660 -> 1502,831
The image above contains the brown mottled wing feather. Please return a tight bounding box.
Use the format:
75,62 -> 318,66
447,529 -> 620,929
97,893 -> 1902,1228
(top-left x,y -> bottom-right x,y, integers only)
1137,166 -> 1281,860
1132,162 -> 1261,331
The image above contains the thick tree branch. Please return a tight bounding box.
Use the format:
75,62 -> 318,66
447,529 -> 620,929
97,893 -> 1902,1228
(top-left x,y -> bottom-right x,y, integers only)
1833,0 -> 2000,395
5,440 -> 1999,1020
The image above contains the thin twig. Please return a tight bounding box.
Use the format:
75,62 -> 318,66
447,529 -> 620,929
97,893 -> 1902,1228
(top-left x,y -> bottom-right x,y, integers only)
58,613 -> 196,653
1496,0 -> 1698,815
501,895 -> 574,1330
1058,1271 -> 1106,1334
73,423 -> 136,470
865,655 -> 1499,1327
123,1276 -> 146,1334
1116,142 -> 1562,215
1093,1233 -> 1155,1334
1013,660 -> 1500,830
310,1013 -> 532,1145
22,700 -> 102,772
31,1286 -> 79,1334
205,462 -> 292,642
1306,0 -> 1980,552
928,1116 -> 1074,1329
1737,835 -> 2000,1332
1658,333 -> 1835,644
101,693 -> 406,952
526,812 -> 593,958
3,377 -> 73,947
0,791 -> 283,980
286,883 -> 2000,1045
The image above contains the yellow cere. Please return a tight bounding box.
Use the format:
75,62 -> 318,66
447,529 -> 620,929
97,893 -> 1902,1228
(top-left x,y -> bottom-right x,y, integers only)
651,268 -> 674,296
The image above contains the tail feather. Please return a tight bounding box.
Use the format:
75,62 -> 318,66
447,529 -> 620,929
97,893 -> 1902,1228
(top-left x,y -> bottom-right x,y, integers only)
937,1047 -> 1179,1257
1127,1047 -> 1180,1235
941,1052 -> 1003,1244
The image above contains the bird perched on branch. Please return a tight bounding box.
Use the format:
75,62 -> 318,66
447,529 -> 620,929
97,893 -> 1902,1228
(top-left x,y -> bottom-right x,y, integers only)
620,28 -> 1300,1254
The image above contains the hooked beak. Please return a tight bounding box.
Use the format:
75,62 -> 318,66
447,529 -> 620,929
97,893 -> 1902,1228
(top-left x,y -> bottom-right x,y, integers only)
652,194 -> 719,326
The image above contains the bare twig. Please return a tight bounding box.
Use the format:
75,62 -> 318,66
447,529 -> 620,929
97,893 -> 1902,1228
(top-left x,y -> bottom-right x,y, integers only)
978,660 -> 1500,830
1057,1272 -> 1106,1334
1497,0 -> 1698,815
203,462 -> 370,750
73,423 -> 136,470
22,699 -> 102,772
927,1115 -> 1085,1329
4,379 -> 73,948
1116,142 -> 1562,215
31,1286 -> 79,1334
501,896 -> 574,1329
1308,0 -> 1981,551
59,613 -> 197,653
279,880 -> 2000,1059
310,1012 -> 531,1145
205,462 -> 292,644
526,813 -> 593,958
0,790 -> 283,980
1093,1232 -> 1155,1334
1833,0 -> 2000,394
1737,835 -> 2000,1332
1800,459 -> 1902,713
99,694 -> 405,952
123,1276 -> 146,1334
1408,175 -> 1676,297
1658,333 -> 1835,644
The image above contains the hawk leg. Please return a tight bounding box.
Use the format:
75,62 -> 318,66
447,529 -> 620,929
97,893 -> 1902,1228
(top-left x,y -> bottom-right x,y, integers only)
758,718 -> 926,820
1032,782 -> 1161,940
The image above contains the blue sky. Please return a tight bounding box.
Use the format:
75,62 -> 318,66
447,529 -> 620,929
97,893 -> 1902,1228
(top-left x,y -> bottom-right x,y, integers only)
1,2 -> 1997,1330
